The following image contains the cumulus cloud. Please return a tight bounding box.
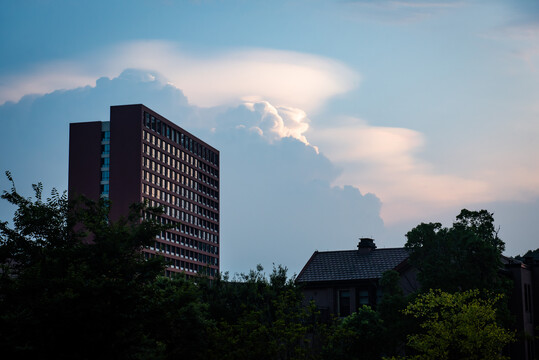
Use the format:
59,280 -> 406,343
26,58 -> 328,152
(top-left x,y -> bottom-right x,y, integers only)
241,101 -> 314,148
0,70 -> 383,275
0,41 -> 359,113
204,125 -> 383,273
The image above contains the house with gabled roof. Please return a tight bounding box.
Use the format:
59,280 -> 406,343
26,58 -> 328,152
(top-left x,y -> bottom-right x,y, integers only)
296,238 -> 418,318
297,237 -> 538,359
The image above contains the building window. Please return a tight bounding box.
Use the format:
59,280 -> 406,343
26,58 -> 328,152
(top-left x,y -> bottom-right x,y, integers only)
101,171 -> 110,181
358,289 -> 369,306
101,157 -> 110,168
144,112 -> 150,128
338,290 -> 351,317
101,144 -> 110,155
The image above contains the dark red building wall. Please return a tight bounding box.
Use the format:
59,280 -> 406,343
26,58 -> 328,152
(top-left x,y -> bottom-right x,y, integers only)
109,105 -> 144,222
68,121 -> 102,201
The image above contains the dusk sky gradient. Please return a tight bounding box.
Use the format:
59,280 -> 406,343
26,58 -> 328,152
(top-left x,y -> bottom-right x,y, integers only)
1,0 -> 538,275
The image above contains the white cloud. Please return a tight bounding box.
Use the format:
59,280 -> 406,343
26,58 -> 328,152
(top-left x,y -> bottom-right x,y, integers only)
242,101 -> 314,149
310,118 -> 422,166
308,118 -> 492,223
0,72 -> 383,274
0,41 -> 359,113
0,62 -> 97,106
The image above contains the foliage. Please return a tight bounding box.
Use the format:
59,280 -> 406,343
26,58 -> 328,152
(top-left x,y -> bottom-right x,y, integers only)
394,289 -> 515,360
1,176 -> 524,360
143,276 -> 211,359
323,305 -> 386,360
0,173 -> 208,359
516,248 -> 539,261
377,270 -> 419,356
405,209 -> 509,294
202,265 -> 322,360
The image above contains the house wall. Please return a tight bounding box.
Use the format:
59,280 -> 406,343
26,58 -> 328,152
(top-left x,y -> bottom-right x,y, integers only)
532,262 -> 539,359
399,266 -> 420,295
303,287 -> 334,320
506,263 -> 536,360
301,280 -> 383,319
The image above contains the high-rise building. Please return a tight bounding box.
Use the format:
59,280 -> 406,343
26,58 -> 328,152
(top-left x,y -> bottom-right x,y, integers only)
68,104 -> 220,278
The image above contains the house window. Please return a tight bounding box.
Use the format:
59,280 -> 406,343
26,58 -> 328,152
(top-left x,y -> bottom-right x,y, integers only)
338,290 -> 351,317
376,287 -> 383,304
358,289 -> 369,306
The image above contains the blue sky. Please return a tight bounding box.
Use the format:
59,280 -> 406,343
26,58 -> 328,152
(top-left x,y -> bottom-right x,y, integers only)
1,0 -> 538,274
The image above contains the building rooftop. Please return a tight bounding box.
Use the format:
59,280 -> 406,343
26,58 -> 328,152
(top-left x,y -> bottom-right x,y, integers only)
296,247 -> 409,283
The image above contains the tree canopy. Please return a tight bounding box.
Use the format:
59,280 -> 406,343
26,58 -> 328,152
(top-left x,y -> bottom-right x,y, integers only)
0,173 -> 210,359
0,174 -> 323,359
397,289 -> 515,360
0,176 -> 521,359
404,209 -> 509,294
516,248 -> 539,261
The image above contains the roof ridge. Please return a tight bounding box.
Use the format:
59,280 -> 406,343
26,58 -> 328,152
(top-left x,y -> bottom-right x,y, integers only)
313,247 -> 407,254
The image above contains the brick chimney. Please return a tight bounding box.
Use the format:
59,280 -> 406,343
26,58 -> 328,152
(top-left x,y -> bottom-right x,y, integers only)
357,237 -> 376,254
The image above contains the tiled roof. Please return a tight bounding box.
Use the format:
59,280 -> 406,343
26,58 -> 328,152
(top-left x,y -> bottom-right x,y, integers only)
296,248 -> 409,283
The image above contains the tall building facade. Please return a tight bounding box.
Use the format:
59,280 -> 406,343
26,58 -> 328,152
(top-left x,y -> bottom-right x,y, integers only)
68,104 -> 220,278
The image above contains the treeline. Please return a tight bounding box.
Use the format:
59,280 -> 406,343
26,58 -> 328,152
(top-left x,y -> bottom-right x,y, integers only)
0,176 -> 517,359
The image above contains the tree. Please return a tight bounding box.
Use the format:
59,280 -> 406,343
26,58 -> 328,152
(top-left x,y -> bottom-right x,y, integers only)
377,270 -> 419,357
395,289 -> 515,360
405,209 -> 509,295
143,276 -> 211,359
201,265 -> 323,360
323,305 -> 386,360
0,173 -> 211,359
516,248 -> 539,262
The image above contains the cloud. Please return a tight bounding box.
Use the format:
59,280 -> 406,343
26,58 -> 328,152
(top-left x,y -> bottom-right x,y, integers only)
308,118 -> 492,223
207,126 -> 384,274
0,41 -> 359,113
306,106 -> 539,235
309,118 -> 423,166
0,69 -> 383,275
240,101 -> 314,148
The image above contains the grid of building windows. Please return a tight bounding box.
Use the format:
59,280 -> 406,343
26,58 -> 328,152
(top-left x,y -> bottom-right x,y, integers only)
140,111 -> 219,279
69,105 -> 219,280
100,122 -> 110,198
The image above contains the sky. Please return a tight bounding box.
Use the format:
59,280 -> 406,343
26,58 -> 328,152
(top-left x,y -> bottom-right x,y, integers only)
1,0 -> 538,275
